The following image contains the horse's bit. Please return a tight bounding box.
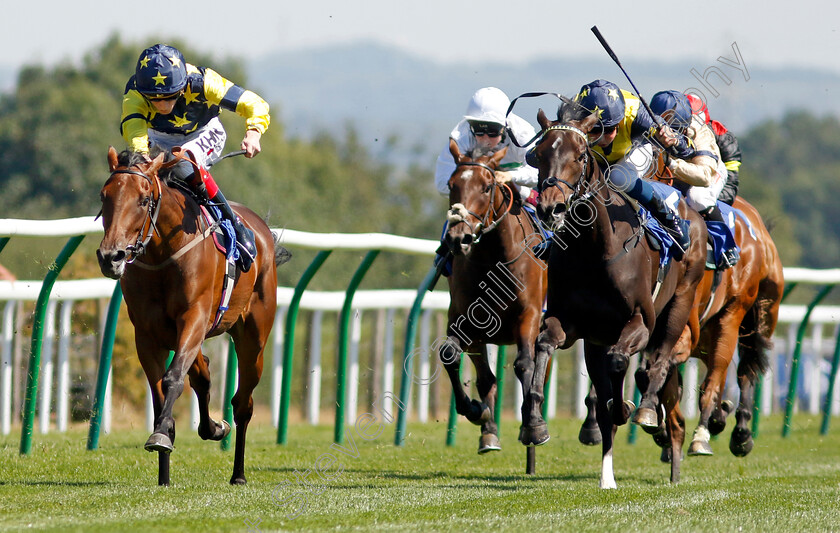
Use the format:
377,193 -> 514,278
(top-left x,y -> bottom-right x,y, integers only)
447,161 -> 513,244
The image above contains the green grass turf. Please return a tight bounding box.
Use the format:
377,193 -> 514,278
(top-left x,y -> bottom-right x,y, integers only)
1,414 -> 839,532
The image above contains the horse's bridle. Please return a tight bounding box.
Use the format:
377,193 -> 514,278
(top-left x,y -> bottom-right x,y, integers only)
107,167 -> 162,264
448,161 -> 514,244
536,124 -> 598,218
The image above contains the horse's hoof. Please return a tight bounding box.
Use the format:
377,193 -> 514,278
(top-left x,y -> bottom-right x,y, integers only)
520,423 -> 550,447
478,433 -> 501,454
687,439 -> 714,456
730,428 -> 754,457
144,433 -> 174,454
466,400 -> 492,426
632,407 -> 659,429
660,447 -> 673,464
578,423 -> 602,446
220,420 -> 232,439
230,476 -> 247,486
721,400 -> 735,414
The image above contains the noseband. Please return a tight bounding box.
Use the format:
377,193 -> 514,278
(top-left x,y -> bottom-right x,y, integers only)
448,161 -> 514,244
107,167 -> 162,263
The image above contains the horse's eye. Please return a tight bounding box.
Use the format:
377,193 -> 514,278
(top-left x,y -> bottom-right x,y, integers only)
140,197 -> 150,208
484,184 -> 492,194
578,153 -> 586,162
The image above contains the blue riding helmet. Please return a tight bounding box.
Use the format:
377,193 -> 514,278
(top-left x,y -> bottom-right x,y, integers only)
574,79 -> 625,129
650,90 -> 693,132
135,44 -> 188,97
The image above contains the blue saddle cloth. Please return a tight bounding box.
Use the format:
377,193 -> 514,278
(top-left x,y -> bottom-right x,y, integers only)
638,181 -> 685,266
521,203 -> 553,243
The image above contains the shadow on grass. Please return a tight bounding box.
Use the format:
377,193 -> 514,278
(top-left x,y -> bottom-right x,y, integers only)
0,480 -> 112,487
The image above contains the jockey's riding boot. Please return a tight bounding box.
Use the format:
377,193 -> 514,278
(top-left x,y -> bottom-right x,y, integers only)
647,191 -> 691,258
210,189 -> 257,272
703,206 -> 740,269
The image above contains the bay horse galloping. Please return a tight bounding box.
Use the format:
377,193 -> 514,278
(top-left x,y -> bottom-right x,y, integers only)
441,140 -> 547,454
97,147 -> 284,486
525,106 -> 707,488
633,152 -> 784,470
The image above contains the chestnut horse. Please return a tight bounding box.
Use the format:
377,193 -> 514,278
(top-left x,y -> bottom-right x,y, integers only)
630,149 -> 784,478
97,147 -> 284,486
441,140 -> 547,454
526,105 -> 707,488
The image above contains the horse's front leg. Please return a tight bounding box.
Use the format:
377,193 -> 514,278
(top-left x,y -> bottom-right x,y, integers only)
136,339 -> 172,486
519,316 -> 563,446
467,346 -> 500,453
439,336 -> 490,425
189,349 -> 231,442
584,342 -> 619,489
145,310 -> 207,456
607,311 -> 648,426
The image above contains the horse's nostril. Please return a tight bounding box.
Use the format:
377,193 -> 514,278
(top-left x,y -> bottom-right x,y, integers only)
113,250 -> 126,263
552,204 -> 566,216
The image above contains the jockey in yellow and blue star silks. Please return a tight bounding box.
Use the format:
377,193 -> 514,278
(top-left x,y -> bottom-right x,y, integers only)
120,43 -> 270,272
573,79 -> 694,255
651,90 -> 739,268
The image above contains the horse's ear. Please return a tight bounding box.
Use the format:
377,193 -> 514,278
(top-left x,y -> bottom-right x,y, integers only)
491,146 -> 508,168
449,137 -> 462,162
537,109 -> 551,130
147,152 -> 166,175
107,146 -> 119,171
580,112 -> 600,133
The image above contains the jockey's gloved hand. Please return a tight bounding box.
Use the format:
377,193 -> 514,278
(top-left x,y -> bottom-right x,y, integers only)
495,170 -> 514,184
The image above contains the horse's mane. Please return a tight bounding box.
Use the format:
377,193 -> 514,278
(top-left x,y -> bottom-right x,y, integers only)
557,100 -> 590,124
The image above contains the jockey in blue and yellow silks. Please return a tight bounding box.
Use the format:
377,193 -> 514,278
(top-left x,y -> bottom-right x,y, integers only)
573,79 -> 694,255
120,44 -> 270,272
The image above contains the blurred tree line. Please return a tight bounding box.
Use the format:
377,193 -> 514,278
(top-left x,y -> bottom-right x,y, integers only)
0,35 -> 834,281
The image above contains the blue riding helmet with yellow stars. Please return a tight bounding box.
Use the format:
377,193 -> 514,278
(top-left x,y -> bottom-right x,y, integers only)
573,79 -> 693,164
121,44 -> 270,154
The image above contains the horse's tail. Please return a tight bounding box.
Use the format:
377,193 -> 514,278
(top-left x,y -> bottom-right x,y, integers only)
738,275 -> 782,383
272,231 -> 293,267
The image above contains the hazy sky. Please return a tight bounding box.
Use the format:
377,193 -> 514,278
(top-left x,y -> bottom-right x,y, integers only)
2,0 -> 838,75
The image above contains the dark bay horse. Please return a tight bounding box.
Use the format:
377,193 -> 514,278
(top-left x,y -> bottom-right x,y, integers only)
97,147 -> 284,486
632,153 -> 784,473
441,139 -> 547,454
525,107 -> 707,488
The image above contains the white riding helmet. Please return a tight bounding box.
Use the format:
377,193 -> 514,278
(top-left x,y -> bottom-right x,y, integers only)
463,87 -> 510,126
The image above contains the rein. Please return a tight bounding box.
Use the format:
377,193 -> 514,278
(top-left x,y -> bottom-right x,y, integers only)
448,161 -> 514,244
108,166 -> 213,269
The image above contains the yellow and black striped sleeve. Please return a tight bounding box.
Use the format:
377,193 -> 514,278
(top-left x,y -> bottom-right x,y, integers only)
201,68 -> 270,134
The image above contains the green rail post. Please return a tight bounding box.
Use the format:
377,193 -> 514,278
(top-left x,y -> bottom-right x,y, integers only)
20,235 -> 85,455
541,351 -> 554,420
494,345 -> 507,430
0,237 -> 9,255
445,355 -> 464,446
334,251 -> 380,444
752,376 -> 763,439
277,251 -> 332,444
86,282 -> 123,450
783,284 -> 834,437
820,323 -> 840,435
222,337 -> 237,451
395,267 -> 437,446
